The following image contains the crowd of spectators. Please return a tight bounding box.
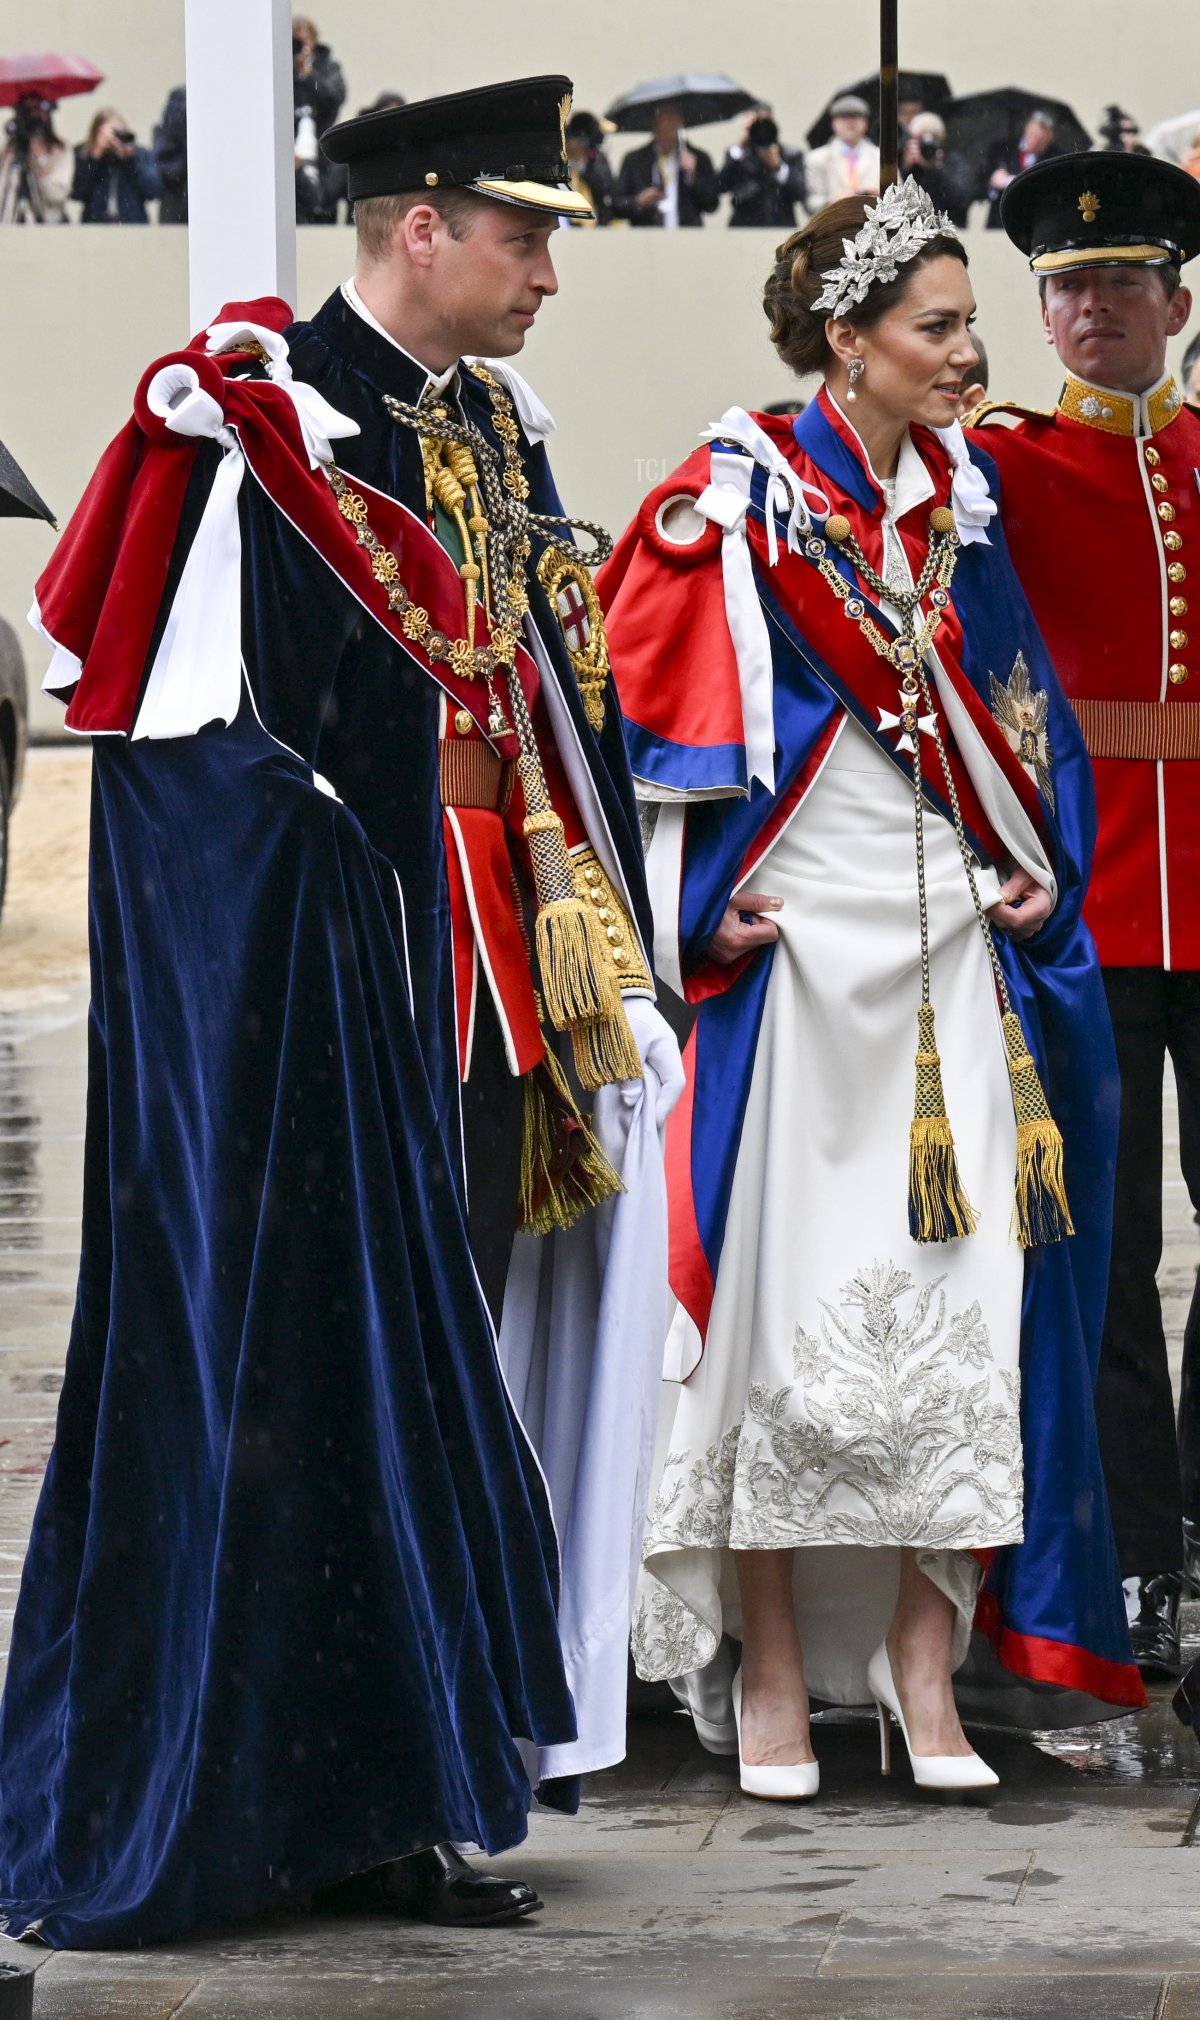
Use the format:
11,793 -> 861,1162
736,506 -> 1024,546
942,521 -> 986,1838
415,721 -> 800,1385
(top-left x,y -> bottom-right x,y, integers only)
3,27 -> 1200,233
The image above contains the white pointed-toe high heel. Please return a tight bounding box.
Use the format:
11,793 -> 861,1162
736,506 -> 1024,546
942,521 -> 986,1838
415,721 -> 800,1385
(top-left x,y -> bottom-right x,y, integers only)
731,1671 -> 820,1801
867,1642 -> 998,1792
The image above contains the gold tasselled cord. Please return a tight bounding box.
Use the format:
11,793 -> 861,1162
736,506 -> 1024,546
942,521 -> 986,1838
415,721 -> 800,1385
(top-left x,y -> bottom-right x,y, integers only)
816,504 -> 1073,1248
386,377 -> 639,1091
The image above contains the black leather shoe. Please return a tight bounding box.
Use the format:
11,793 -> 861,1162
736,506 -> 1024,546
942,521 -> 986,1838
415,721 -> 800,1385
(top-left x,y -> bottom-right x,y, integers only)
312,1844 -> 542,1927
1125,1573 -> 1183,1679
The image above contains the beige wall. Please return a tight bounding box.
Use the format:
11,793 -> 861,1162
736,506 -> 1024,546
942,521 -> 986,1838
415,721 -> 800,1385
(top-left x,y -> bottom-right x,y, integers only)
3,0 -> 1198,730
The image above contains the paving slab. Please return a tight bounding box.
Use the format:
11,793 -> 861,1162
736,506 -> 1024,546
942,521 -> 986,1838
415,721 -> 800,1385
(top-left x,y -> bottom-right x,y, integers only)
1163,1978 -> 1200,2018
822,1898 -> 1200,1975
43,1965 -> 1172,2020
32,1961 -> 196,2019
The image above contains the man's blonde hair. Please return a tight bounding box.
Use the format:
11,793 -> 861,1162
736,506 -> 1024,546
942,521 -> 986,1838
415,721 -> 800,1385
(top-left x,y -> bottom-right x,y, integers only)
354,189 -> 480,262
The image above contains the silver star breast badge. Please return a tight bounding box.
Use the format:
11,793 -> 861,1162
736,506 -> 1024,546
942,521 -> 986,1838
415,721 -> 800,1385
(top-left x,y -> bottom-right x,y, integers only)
989,651 -> 1055,808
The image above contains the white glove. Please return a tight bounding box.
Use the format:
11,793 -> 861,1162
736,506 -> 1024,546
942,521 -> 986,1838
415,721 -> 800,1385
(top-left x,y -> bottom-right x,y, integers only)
622,996 -> 686,1126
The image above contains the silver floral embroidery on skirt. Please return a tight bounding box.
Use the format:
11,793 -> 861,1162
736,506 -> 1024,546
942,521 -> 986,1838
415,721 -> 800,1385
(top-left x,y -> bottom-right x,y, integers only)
634,1260 -> 1022,1679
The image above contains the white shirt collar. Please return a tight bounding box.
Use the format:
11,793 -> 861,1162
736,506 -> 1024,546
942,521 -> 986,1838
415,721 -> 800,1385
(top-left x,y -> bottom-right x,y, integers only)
340,278 -> 459,398
827,393 -> 935,517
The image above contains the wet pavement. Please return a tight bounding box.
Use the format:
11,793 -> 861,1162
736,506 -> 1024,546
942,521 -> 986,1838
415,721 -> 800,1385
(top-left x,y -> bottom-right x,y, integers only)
0,759 -> 1199,2014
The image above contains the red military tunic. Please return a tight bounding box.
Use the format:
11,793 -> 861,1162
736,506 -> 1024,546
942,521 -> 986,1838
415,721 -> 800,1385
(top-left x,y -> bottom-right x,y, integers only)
972,369 -> 1200,968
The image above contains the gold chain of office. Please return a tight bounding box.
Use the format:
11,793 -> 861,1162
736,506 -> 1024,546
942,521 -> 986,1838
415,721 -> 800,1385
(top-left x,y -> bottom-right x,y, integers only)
319,366 -> 613,732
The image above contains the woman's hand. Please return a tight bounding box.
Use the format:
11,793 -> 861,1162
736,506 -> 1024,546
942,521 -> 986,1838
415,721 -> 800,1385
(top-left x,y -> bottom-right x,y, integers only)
987,867 -> 1052,941
706,892 -> 783,965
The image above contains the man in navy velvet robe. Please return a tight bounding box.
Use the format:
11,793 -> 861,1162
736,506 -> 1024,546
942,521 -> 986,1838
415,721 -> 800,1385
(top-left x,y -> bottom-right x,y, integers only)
0,76 -> 679,1951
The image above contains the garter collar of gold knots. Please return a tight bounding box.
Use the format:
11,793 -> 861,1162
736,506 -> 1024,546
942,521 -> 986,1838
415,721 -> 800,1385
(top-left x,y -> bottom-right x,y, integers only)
323,365 -> 638,1091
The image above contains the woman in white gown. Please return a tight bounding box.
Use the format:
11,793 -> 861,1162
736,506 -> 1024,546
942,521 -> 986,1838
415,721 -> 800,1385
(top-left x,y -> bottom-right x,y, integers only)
602,181 -> 1142,1799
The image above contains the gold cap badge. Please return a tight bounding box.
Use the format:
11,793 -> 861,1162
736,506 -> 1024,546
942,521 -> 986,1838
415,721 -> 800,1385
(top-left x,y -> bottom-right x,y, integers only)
1078,189 -> 1101,224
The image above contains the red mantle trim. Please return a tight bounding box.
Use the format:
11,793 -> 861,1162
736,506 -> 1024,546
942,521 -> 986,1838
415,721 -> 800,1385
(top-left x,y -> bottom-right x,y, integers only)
974,1589 -> 1147,1710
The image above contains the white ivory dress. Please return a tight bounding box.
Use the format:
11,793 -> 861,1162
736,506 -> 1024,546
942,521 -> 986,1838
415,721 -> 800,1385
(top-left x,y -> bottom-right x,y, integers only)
632,444 -> 1052,1708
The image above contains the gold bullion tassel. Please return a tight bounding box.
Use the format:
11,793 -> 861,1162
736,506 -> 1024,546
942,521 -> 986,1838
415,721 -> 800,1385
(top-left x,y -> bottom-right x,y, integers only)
569,1001 -> 643,1092
1001,1010 -> 1074,1247
519,1047 -> 624,1234
507,680 -> 642,1092
908,1002 -> 977,1243
524,810 -> 620,1029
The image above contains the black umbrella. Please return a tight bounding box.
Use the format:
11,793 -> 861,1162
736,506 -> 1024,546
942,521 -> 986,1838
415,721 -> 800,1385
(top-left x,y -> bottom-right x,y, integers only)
945,88 -> 1091,174
605,73 -> 760,134
806,70 -> 953,149
0,436 -> 55,527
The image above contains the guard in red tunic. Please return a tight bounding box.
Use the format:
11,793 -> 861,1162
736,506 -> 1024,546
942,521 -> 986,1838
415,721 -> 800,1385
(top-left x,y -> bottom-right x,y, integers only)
971,152 -> 1200,1674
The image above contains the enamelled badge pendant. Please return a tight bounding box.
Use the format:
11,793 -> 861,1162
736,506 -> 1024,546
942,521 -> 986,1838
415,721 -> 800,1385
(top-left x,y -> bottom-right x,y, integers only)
878,666 -> 936,754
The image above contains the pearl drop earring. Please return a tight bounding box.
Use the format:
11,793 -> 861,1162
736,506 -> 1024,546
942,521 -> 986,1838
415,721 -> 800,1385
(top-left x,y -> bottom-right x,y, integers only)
847,358 -> 865,402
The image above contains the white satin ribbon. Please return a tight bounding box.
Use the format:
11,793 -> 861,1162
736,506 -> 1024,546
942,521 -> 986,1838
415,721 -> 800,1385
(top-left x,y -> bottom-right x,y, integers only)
691,409 -> 830,796
134,361 -> 243,741
701,450 -> 776,793
930,418 -> 996,547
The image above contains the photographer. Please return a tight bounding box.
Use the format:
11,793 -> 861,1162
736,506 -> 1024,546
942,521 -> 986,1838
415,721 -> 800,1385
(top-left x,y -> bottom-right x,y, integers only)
564,109 -> 616,226
73,108 -> 160,223
153,85 -> 188,224
1099,104 -> 1150,155
293,14 -> 346,222
900,112 -> 972,226
616,101 -> 719,228
720,111 -> 806,228
0,95 -> 73,223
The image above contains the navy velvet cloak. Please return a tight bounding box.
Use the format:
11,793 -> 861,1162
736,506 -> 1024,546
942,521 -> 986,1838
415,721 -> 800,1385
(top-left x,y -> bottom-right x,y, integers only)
0,306 -> 601,1948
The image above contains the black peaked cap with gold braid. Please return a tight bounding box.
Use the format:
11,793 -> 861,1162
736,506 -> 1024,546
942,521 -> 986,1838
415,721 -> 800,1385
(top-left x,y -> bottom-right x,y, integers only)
322,74 -> 594,220
1000,151 -> 1200,276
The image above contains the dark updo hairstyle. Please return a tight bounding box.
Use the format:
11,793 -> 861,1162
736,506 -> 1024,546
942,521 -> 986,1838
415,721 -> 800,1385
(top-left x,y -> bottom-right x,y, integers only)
764,195 -> 968,379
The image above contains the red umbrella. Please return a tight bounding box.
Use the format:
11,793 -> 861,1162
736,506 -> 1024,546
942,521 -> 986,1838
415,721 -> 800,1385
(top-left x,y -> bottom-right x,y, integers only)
0,53 -> 104,109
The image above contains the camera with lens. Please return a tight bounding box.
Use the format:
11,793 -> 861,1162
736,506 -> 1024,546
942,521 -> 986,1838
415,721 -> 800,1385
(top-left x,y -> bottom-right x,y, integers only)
5,95 -> 50,154
748,115 -> 780,152
917,135 -> 943,162
113,128 -> 136,146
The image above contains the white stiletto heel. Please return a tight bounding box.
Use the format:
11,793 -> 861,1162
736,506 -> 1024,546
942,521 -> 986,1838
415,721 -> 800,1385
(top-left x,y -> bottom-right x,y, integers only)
731,1671 -> 820,1801
867,1643 -> 998,1792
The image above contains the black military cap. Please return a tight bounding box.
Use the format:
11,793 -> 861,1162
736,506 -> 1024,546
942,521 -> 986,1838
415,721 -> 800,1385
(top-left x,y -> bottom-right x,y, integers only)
1001,151 -> 1200,275
322,73 -> 593,220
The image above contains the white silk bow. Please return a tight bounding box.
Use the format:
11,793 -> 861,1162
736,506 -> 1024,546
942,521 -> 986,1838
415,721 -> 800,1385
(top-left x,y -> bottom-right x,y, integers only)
691,409 -> 831,796
132,327 -> 359,741
930,418 -> 996,546
699,406 -> 830,564
205,320 -> 361,467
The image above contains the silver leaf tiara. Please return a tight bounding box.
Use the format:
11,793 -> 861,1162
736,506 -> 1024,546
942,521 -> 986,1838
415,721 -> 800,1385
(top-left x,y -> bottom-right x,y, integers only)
810,175 -> 959,320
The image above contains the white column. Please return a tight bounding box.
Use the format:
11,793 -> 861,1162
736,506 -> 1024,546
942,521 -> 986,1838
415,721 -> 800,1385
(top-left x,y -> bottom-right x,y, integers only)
184,0 -> 297,332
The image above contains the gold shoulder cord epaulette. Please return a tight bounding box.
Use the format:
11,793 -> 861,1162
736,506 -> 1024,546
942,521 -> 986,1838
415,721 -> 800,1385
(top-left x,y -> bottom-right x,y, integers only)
965,397 -> 1055,429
